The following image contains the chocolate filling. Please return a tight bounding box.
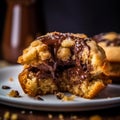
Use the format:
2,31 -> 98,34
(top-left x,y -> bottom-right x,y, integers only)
28,33 -> 92,82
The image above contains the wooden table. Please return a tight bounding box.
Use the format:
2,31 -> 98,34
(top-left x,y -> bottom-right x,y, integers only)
0,104 -> 120,120
0,60 -> 120,120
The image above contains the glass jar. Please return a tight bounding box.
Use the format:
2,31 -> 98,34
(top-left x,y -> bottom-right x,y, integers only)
2,0 -> 45,63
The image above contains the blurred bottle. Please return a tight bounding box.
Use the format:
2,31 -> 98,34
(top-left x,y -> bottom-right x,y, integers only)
2,0 -> 45,64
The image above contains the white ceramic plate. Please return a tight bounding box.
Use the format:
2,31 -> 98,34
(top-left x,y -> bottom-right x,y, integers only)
0,65 -> 120,111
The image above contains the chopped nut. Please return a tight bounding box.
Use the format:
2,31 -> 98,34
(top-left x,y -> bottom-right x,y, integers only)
61,38 -> 75,47
39,51 -> 51,60
57,47 -> 71,61
22,47 -> 37,62
18,39 -> 52,65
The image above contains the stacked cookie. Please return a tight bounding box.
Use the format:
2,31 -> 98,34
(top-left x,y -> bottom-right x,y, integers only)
93,32 -> 120,83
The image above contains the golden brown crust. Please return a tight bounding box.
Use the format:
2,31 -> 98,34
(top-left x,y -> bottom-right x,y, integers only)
18,32 -> 111,99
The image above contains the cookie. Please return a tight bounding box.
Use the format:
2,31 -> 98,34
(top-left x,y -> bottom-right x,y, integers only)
18,32 -> 111,98
93,32 -> 120,78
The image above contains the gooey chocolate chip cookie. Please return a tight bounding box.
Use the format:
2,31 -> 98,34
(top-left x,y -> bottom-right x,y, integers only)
18,32 -> 111,99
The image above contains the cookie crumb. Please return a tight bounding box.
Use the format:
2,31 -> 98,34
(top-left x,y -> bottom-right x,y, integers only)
56,92 -> 75,101
8,90 -> 21,97
9,77 -> 13,81
56,92 -> 65,99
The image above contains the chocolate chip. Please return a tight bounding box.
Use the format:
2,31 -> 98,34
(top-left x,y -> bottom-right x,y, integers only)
2,85 -> 11,89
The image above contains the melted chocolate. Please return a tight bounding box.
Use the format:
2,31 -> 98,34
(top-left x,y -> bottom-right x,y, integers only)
67,67 -> 90,84
68,38 -> 91,83
29,33 -> 92,83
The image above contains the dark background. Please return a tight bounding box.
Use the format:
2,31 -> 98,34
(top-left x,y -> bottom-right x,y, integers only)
0,0 -> 120,58
43,0 -> 120,36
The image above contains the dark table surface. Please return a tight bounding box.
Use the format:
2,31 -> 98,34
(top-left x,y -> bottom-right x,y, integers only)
0,104 -> 120,120
0,60 -> 120,120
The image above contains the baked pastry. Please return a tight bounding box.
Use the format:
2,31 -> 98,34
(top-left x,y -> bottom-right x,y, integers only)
93,32 -> 120,82
17,32 -> 111,99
